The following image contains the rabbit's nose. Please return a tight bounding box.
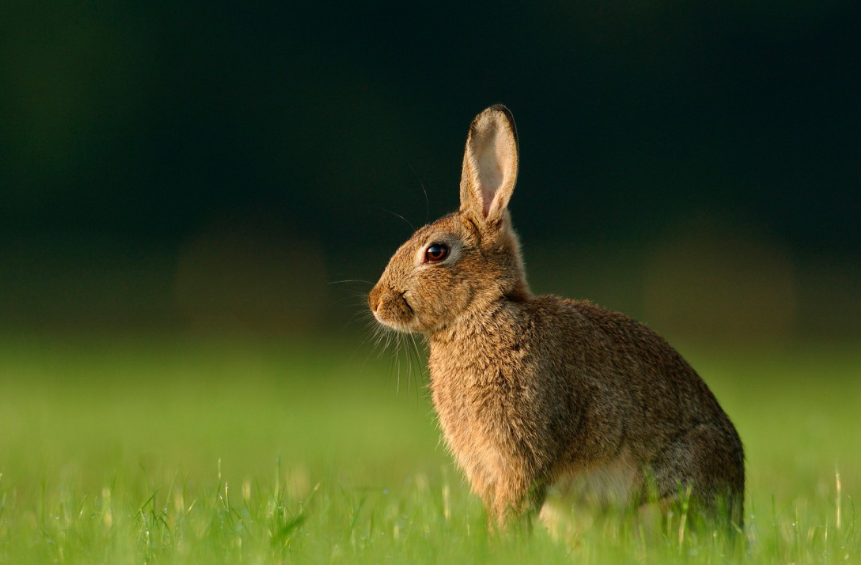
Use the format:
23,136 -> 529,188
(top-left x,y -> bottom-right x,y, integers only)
368,286 -> 383,312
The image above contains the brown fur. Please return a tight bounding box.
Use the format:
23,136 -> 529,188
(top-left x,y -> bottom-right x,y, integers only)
369,105 -> 744,529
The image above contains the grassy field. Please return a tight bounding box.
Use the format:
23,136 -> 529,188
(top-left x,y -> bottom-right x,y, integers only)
0,333 -> 858,564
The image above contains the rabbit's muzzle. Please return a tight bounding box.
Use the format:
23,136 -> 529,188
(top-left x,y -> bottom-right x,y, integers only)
369,285 -> 415,331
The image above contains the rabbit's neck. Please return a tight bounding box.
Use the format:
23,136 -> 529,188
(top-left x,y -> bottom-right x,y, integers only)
427,297 -> 528,366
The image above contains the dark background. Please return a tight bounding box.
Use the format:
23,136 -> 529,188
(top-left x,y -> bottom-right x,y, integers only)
1,0 -> 859,343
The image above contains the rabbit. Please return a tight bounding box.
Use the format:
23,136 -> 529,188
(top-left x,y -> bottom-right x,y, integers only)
368,105 -> 744,530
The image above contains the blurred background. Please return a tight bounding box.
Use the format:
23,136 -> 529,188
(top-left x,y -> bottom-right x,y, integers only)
1,0 -> 859,345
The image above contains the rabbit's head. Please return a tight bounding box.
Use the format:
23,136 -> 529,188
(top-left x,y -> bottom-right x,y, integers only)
369,105 -> 531,334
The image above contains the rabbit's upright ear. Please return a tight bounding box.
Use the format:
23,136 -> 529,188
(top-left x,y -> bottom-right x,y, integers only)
459,105 -> 519,227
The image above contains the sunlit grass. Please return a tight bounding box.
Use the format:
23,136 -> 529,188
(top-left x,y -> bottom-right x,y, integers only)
0,334 -> 859,563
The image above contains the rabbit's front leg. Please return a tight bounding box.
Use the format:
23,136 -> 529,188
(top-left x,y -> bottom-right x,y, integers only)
490,463 -> 548,527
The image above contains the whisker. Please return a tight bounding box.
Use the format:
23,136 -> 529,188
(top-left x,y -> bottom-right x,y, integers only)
328,279 -> 374,286
333,294 -> 378,332
349,319 -> 385,368
412,338 -> 423,401
395,336 -> 402,395
375,329 -> 388,357
362,309 -> 427,399
400,333 -> 412,394
407,333 -> 426,404
403,334 -> 414,395
329,294 -> 366,309
408,164 -> 431,224
381,208 -> 416,232
408,333 -> 426,384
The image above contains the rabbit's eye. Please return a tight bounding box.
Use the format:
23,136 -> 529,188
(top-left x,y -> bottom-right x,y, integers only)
425,243 -> 449,263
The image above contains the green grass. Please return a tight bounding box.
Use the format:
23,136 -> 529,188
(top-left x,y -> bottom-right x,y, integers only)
0,333 -> 859,563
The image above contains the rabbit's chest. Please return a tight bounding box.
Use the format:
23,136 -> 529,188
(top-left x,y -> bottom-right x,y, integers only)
428,362 -> 534,468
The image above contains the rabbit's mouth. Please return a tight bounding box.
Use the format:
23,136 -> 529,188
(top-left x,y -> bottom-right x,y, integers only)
369,287 -> 419,333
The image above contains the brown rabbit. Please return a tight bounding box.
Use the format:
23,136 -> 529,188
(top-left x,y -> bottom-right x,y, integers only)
368,105 -> 744,529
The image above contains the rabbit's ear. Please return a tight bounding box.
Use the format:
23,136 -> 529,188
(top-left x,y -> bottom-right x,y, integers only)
459,105 -> 519,226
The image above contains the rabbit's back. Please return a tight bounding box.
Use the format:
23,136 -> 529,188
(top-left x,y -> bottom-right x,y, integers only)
534,298 -> 743,478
